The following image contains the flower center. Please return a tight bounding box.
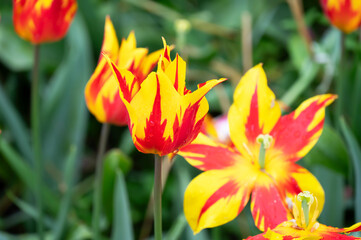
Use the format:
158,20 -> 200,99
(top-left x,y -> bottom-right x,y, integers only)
292,191 -> 320,231
256,134 -> 273,169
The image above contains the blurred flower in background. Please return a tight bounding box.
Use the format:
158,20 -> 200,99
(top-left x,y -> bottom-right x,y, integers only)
245,191 -> 361,240
85,16 -> 163,126
320,0 -> 361,33
106,39 -> 226,155
12,0 -> 77,43
178,64 -> 336,233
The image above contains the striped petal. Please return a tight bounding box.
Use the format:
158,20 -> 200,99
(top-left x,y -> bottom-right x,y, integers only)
13,0 -> 77,44
184,166 -> 257,234
250,174 -> 289,231
178,133 -> 242,171
228,64 -> 281,162
270,94 -> 337,162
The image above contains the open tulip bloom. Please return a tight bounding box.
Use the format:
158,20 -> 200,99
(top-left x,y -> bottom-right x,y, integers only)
85,16 -> 163,126
13,0 -> 77,44
178,64 -> 337,233
320,0 -> 361,33
106,38 -> 226,156
246,191 -> 361,240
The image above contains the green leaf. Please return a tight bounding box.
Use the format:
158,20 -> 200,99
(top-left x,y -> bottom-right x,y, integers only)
0,84 -> 32,161
164,214 -> 188,240
304,125 -> 349,176
53,146 -> 78,240
0,12 -> 33,71
102,149 -> 132,222
0,138 -> 59,213
340,117 -> 361,222
111,170 -> 134,240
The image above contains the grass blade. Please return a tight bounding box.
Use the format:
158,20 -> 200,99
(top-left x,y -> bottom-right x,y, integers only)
111,170 -> 134,240
340,117 -> 361,222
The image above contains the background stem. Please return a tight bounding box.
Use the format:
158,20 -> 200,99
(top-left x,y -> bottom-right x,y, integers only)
154,154 -> 163,240
92,123 -> 110,239
31,44 -> 44,240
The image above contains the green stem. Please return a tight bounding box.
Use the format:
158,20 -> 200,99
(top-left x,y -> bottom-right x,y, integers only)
336,33 -> 346,123
301,199 -> 309,227
31,44 -> 44,240
258,142 -> 266,169
154,154 -> 163,240
92,123 -> 110,239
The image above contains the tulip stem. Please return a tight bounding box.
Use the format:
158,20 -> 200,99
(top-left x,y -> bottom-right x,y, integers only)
31,44 -> 44,240
154,154 -> 163,240
336,33 -> 346,124
92,123 -> 110,239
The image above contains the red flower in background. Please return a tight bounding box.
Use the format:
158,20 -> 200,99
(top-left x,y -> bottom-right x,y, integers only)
320,0 -> 361,33
13,0 -> 77,43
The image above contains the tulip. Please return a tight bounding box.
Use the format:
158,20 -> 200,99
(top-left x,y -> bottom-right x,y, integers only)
106,38 -> 226,156
85,16 -> 163,126
178,64 -> 336,233
320,0 -> 361,33
245,191 -> 361,240
13,0 -> 77,43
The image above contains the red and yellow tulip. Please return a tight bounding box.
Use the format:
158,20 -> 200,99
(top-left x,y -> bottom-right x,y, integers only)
13,0 -> 77,43
320,0 -> 361,33
178,64 -> 336,233
246,191 -> 361,240
106,38 -> 226,156
85,16 -> 163,126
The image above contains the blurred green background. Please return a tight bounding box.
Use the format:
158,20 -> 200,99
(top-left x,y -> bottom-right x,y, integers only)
1,0 -> 361,239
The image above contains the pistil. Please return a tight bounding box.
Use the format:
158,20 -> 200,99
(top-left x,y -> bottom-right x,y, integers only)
256,134 -> 273,169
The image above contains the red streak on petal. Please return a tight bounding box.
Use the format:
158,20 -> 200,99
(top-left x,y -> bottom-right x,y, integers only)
111,61 -> 133,102
271,97 -> 331,162
251,182 -> 288,230
101,91 -> 129,126
88,61 -> 111,105
198,180 -> 241,224
245,85 -> 263,142
174,55 -> 179,91
180,143 -> 237,171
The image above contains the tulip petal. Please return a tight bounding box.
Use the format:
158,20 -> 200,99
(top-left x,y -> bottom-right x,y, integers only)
229,64 -> 281,162
270,94 -> 337,162
99,16 -> 119,63
184,167 -> 257,234
250,175 -> 289,231
178,133 -> 242,171
163,54 -> 186,94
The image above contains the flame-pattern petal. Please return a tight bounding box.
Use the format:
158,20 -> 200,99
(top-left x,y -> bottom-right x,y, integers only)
13,0 -> 77,44
84,17 -> 162,126
107,39 -> 225,155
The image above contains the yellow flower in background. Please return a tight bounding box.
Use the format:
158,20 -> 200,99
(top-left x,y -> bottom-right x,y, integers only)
106,38 -> 226,156
245,191 -> 361,240
320,0 -> 361,33
177,64 -> 336,233
13,0 -> 77,43
84,16 -> 163,126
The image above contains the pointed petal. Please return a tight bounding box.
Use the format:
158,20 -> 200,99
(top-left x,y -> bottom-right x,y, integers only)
229,64 -> 281,161
178,133 -> 244,171
270,94 -> 337,162
251,175 -> 289,231
99,16 -> 119,62
183,78 -> 227,124
163,54 -> 186,94
184,168 -> 257,233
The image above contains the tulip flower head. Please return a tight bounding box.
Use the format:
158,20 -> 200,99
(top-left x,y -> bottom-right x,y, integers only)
13,0 -> 77,43
245,191 -> 361,240
320,0 -> 361,33
106,38 -> 226,156
85,16 -> 163,126
178,64 -> 336,233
